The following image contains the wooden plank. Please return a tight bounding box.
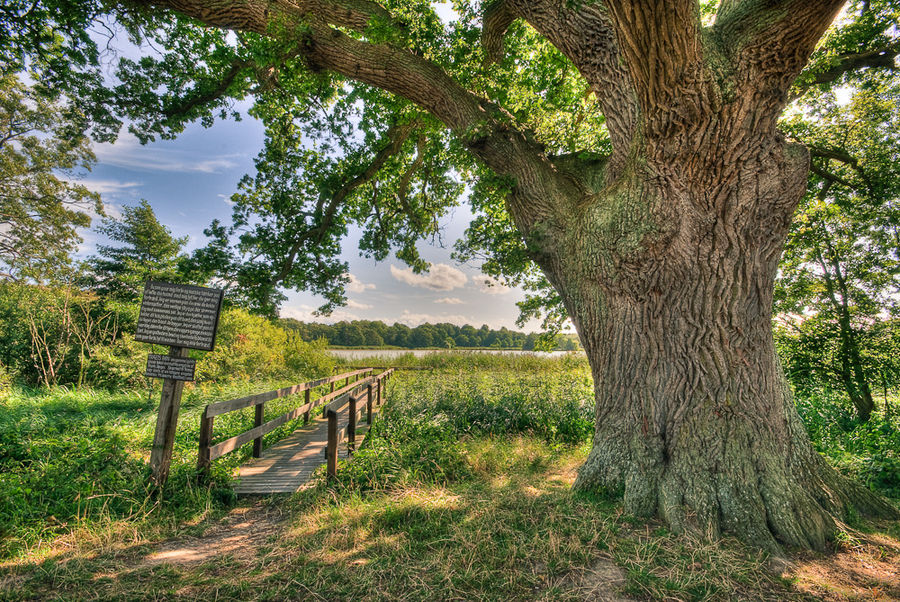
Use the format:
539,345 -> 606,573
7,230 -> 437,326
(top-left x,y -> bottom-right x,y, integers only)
205,369 -> 372,417
150,346 -> 190,487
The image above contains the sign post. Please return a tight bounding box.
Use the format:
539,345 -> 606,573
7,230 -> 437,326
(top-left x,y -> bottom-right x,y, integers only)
136,281 -> 223,487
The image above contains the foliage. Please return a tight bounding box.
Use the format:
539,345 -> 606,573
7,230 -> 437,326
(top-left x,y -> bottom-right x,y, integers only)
774,0 -> 900,421
0,74 -> 101,282
0,281 -> 132,388
0,281 -> 335,389
334,368 -> 593,495
196,308 -> 335,383
0,362 -> 12,399
794,389 -> 900,499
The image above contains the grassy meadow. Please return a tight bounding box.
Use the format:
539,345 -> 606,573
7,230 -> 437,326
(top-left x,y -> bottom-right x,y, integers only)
1,351 -> 899,600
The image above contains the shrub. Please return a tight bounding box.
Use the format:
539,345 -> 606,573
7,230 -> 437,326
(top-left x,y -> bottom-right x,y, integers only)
0,362 -> 13,399
196,308 -> 334,383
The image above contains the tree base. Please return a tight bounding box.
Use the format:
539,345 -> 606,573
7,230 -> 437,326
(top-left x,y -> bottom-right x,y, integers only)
574,407 -> 898,555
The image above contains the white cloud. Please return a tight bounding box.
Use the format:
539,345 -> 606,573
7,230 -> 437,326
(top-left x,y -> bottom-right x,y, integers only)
93,133 -> 240,174
346,273 -> 376,294
435,297 -> 464,305
101,202 -> 123,220
390,263 -> 467,291
79,179 -> 142,196
280,304 -> 360,323
475,276 -> 512,295
347,300 -> 373,310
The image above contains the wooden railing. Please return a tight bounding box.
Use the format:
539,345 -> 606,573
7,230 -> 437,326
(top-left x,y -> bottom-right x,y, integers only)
325,368 -> 395,478
197,368 -> 377,475
324,368 -> 395,478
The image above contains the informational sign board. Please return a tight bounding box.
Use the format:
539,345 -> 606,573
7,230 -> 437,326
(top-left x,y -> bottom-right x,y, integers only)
135,281 -> 224,351
145,353 -> 196,381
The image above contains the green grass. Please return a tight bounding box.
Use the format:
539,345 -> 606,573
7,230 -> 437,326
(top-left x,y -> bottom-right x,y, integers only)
2,360 -> 899,600
0,373 -> 337,560
1,438 -> 807,601
338,349 -> 589,371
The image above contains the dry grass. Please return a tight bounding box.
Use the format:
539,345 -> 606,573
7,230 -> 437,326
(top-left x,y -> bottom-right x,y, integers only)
1,437 -> 898,601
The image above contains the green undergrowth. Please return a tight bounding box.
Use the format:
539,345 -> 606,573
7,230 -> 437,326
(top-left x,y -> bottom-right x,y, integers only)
0,373 -> 336,560
339,349 -> 589,371
3,363 -> 899,600
795,390 -> 900,499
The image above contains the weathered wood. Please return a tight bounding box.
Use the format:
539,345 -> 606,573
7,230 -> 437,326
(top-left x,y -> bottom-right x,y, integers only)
348,393 -> 358,452
209,401 -> 313,461
366,384 -> 373,424
205,369 -> 372,417
326,409 -> 338,478
150,346 -> 190,487
304,388 -> 311,423
253,401 -> 265,458
197,407 -> 214,477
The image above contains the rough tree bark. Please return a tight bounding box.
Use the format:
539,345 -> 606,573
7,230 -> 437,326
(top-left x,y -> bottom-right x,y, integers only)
141,0 -> 899,553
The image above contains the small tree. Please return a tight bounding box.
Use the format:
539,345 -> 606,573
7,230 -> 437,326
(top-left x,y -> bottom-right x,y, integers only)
83,200 -> 188,300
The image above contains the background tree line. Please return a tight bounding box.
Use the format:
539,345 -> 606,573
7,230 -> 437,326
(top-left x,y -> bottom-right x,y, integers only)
280,318 -> 580,351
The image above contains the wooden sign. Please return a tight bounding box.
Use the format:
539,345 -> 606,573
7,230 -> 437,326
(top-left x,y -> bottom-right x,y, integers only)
136,281 -> 223,488
145,353 -> 196,381
135,281 -> 224,351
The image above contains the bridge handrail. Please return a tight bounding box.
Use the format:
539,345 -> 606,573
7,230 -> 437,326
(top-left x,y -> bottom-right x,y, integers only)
204,368 -> 373,418
325,368 -> 395,477
197,368 -> 387,474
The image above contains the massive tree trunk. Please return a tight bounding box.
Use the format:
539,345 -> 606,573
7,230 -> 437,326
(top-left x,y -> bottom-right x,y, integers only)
144,0 -> 900,553
539,137 -> 896,553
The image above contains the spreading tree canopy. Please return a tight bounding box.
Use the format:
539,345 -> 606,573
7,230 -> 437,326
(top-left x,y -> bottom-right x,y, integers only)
5,0 -> 900,553
0,74 -> 101,282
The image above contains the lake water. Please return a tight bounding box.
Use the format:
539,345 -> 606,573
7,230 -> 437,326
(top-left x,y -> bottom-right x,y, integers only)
327,348 -> 574,360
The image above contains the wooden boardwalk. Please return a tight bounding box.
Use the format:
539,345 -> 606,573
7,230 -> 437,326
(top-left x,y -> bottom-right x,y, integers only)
233,399 -> 367,495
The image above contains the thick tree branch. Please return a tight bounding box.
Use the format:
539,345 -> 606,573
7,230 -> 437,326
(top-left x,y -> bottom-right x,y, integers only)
716,0 -> 845,122
810,162 -> 855,189
808,145 -> 869,189
145,0 -> 585,235
161,58 -> 251,119
483,0 -> 637,175
802,41 -> 900,89
602,0 -> 705,120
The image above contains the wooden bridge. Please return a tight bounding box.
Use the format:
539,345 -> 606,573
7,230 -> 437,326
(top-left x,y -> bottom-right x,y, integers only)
196,368 -> 395,494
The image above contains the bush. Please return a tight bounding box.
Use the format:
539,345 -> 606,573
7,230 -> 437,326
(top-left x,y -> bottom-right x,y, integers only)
196,308 -> 334,383
330,368 -> 594,493
795,390 -> 900,498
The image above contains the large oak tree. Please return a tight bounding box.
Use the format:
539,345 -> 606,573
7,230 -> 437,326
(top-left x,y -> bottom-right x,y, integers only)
7,0 -> 899,553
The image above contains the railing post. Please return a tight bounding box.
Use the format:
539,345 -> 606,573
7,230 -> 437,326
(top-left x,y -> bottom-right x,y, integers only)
304,388 -> 311,423
330,380 -> 335,393
326,408 -> 338,478
348,394 -> 357,453
253,401 -> 264,458
197,407 -> 214,479
366,384 -> 373,424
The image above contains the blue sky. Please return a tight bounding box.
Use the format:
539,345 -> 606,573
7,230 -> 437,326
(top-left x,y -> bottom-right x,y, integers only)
76,111 -> 544,332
